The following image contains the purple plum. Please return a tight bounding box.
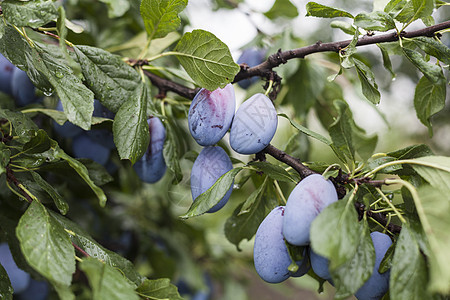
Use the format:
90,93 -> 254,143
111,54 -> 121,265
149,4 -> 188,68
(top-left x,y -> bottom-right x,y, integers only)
282,174 -> 338,246
0,243 -> 30,294
53,100 -> 84,138
0,54 -> 16,95
229,93 -> 277,154
190,146 -> 233,213
236,48 -> 266,89
72,133 -> 111,165
188,84 -> 235,146
11,68 -> 38,106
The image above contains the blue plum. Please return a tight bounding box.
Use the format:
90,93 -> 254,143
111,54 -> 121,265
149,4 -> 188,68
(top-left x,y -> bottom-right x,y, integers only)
86,100 -> 115,149
72,133 -> 111,165
0,243 -> 30,294
134,116 -> 166,183
355,232 -> 392,300
190,146 -> 233,213
0,54 -> 16,95
11,68 -> 38,106
282,174 -> 338,246
229,93 -> 277,154
309,248 -> 332,281
254,206 -> 308,283
53,100 -> 84,138
16,278 -> 49,300
188,84 -> 235,146
236,48 -> 266,89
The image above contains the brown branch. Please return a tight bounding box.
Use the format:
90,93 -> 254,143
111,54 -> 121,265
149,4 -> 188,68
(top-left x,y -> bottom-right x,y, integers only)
6,167 -> 33,203
143,70 -> 199,100
355,202 -> 402,235
233,20 -> 450,82
263,144 -> 316,179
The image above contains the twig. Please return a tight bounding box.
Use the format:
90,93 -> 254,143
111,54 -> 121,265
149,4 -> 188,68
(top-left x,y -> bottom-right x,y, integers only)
263,144 -> 315,179
355,202 -> 402,235
72,242 -> 90,257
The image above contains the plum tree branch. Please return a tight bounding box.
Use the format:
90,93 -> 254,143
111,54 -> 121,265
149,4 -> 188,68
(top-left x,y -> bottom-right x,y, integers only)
263,144 -> 315,179
233,20 -> 450,82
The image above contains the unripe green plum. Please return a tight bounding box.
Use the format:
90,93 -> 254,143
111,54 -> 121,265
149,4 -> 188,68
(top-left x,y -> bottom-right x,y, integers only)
283,174 -> 338,246
229,93 -> 277,154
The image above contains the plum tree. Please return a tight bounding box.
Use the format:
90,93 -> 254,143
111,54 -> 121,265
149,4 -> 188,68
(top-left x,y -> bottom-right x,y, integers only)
190,146 -> 233,213
229,93 -> 277,154
0,53 -> 15,95
253,206 -> 309,283
283,174 -> 338,246
133,116 -> 167,183
355,232 -> 392,300
188,84 -> 235,146
10,69 -> 38,107
0,243 -> 30,294
236,48 -> 266,89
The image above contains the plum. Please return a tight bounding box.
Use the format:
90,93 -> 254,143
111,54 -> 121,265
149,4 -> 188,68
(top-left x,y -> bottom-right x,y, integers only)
229,93 -> 277,154
188,84 -> 235,146
254,206 -> 308,283
355,232 -> 392,300
11,68 -> 38,106
16,278 -> 49,300
53,100 -> 84,138
309,248 -> 332,281
0,54 -> 16,95
190,146 -> 233,213
236,48 -> 266,89
72,133 -> 111,165
86,100 -> 115,149
282,174 -> 338,246
133,116 -> 166,183
0,243 -> 30,294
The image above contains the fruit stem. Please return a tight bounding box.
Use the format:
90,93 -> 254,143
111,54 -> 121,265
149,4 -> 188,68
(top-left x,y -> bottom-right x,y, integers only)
273,180 -> 287,205
375,187 -> 406,223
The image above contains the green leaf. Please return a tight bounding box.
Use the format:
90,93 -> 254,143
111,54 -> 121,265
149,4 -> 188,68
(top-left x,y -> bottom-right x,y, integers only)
305,2 -> 353,19
0,144 -> 11,177
417,185 -> 450,294
22,129 -> 51,154
378,44 -> 396,78
2,0 -> 58,27
0,262 -> 13,300
402,47 -> 445,85
330,20 -> 356,35
0,18 -> 5,39
54,146 -> 108,207
0,109 -> 38,143
136,278 -> 183,300
278,113 -> 332,146
340,30 -> 359,69
140,0 -> 187,39
16,201 -> 75,286
384,0 -> 406,14
390,225 -> 430,299
411,156 -> 450,192
99,0 -> 130,18
248,161 -> 295,183
113,82 -> 150,164
328,100 -> 355,162
310,192 -> 360,269
387,144 -> 433,159
31,43 -> 95,130
353,58 -> 381,104
30,171 -> 68,215
74,45 -> 142,113
354,11 -> 396,32
264,0 -> 299,19
180,167 -> 242,219
50,212 -> 143,286
80,257 -> 139,300
174,29 -> 240,90
395,0 -> 434,24
163,120 -> 183,184
414,75 -> 446,136
333,220 -> 375,299
411,37 -> 450,65
225,187 -> 267,250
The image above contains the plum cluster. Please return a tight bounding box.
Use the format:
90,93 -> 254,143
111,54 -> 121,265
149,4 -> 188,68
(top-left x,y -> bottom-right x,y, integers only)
188,84 -> 278,213
0,54 -> 41,106
0,243 -> 49,299
253,174 -> 392,299
53,99 -> 116,169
